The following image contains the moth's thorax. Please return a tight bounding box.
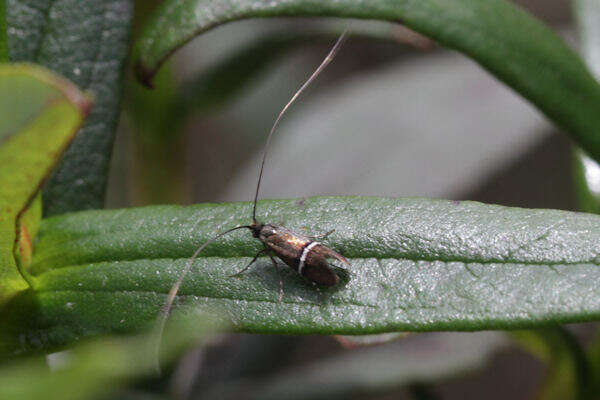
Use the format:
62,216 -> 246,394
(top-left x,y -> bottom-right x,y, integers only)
258,224 -> 310,247
258,224 -> 278,241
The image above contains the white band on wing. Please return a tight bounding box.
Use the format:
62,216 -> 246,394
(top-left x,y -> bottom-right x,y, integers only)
298,241 -> 319,274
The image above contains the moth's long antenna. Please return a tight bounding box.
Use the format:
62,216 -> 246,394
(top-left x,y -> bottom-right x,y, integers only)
154,224 -> 251,373
252,28 -> 349,223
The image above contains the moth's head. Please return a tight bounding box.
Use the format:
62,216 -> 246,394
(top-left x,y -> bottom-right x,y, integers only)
250,221 -> 264,238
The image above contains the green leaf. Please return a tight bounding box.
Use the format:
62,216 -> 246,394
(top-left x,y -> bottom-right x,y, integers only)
0,0 -> 7,63
5,196 -> 600,355
7,0 -> 134,216
205,332 -> 506,400
572,3 -> 600,398
134,0 -> 600,163
573,0 -> 600,214
0,314 -> 218,400
0,63 -> 90,304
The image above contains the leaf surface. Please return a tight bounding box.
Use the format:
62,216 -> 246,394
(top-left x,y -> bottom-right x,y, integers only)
7,0 -> 133,215
5,196 -> 600,354
0,64 -> 90,305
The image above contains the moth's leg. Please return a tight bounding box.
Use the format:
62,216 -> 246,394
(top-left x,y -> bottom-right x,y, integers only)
308,229 -> 335,240
229,249 -> 266,277
265,248 -> 284,302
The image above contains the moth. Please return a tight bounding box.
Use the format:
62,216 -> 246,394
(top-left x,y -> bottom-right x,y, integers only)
157,29 -> 350,344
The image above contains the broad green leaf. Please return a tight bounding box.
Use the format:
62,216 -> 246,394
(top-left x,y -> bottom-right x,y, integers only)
7,0 -> 134,216
134,0 -> 600,163
0,314 -> 218,400
4,197 -> 600,354
204,332 -> 506,400
0,63 -> 90,303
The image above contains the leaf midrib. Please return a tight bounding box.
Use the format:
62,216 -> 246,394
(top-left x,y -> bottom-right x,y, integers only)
33,287 -> 382,309
32,246 -> 600,273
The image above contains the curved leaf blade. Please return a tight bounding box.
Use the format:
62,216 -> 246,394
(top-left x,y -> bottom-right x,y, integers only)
7,0 -> 133,215
0,63 -> 90,302
5,197 -> 600,354
573,0 -> 600,216
134,0 -> 600,163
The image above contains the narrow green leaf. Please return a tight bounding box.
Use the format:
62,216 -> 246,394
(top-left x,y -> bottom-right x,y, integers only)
0,63 -> 90,303
572,3 -> 600,398
134,0 -> 600,163
0,0 -> 7,62
573,0 -> 600,214
7,0 -> 134,215
4,197 -> 600,354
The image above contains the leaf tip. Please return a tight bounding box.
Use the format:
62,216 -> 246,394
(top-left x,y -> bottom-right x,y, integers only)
42,66 -> 94,116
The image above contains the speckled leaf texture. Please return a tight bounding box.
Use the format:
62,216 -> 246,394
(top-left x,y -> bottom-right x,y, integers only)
6,0 -> 133,216
4,197 -> 600,355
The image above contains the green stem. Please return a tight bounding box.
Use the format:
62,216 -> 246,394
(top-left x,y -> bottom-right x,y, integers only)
0,0 -> 7,62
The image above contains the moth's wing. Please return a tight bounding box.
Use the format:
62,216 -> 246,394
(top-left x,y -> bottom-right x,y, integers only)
274,226 -> 312,242
271,225 -> 350,267
314,245 -> 350,267
328,248 -> 350,267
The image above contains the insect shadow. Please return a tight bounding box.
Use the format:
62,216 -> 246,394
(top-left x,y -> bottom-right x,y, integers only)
250,256 -> 352,299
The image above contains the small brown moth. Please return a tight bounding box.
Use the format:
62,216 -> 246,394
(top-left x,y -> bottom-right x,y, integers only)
157,29 -> 350,351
